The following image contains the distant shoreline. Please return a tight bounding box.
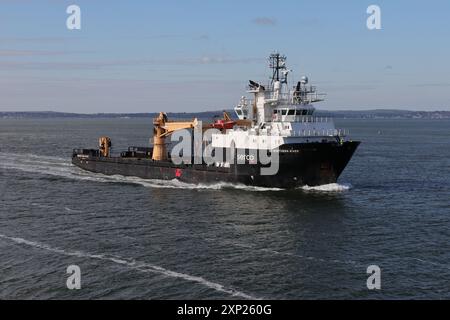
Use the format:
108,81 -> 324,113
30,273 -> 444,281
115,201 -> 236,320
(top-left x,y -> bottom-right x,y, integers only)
1,110 -> 450,119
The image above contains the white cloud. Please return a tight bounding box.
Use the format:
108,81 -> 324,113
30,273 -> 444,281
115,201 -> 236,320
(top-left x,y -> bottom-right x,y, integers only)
252,17 -> 277,26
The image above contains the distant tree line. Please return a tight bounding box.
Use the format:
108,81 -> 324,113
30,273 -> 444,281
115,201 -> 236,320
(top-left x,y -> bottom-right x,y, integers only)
1,109 -> 450,119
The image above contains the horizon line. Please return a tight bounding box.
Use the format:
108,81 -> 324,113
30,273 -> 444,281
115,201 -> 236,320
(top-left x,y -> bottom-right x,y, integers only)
2,109 -> 450,115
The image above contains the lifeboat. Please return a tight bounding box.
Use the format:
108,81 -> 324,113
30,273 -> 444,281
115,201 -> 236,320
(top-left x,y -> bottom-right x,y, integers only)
211,112 -> 236,130
211,119 -> 236,130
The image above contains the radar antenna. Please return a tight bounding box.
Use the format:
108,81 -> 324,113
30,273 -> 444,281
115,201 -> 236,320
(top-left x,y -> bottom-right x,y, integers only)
268,53 -> 288,85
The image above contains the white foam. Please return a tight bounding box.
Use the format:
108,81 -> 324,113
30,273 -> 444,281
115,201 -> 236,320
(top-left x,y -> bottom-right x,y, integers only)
0,152 -> 281,192
64,207 -> 83,213
2,152 -> 351,193
301,183 -> 352,193
126,178 -> 282,192
0,233 -> 258,299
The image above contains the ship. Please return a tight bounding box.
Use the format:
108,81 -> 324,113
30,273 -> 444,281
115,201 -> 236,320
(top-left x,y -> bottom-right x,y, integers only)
72,53 -> 360,189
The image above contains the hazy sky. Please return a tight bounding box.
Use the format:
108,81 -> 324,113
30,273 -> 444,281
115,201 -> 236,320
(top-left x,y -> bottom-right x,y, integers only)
1,0 -> 449,112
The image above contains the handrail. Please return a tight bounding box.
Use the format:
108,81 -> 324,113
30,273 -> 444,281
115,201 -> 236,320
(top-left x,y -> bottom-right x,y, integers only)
290,128 -> 349,137
272,115 -> 333,123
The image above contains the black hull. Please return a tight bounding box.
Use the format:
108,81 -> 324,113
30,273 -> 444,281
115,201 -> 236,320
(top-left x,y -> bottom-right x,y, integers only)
72,141 -> 360,189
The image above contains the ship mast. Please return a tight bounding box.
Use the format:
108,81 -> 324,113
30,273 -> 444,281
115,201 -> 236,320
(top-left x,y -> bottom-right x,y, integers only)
269,53 -> 288,85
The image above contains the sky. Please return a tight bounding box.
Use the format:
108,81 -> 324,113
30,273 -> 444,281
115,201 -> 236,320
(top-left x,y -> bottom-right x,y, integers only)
1,0 -> 449,113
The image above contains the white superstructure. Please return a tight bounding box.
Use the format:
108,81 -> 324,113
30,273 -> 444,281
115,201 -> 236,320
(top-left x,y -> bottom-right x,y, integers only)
212,53 -> 346,150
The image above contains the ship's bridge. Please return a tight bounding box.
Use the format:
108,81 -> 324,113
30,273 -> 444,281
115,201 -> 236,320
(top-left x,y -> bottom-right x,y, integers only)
234,96 -> 252,120
235,104 -> 249,120
272,105 -> 314,122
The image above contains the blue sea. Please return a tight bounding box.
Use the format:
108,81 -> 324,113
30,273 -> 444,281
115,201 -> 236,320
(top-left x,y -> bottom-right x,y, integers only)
0,118 -> 449,299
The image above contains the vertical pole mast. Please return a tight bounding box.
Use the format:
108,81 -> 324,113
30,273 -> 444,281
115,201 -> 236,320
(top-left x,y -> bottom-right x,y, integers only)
269,53 -> 287,86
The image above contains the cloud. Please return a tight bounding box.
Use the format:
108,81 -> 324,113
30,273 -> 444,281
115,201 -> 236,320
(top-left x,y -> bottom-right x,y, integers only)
197,34 -> 210,41
325,84 -> 378,91
0,37 -> 82,43
0,50 -> 90,57
252,17 -> 277,26
141,34 -> 185,39
185,56 -> 262,65
409,83 -> 450,88
0,56 -> 263,71
140,34 -> 210,41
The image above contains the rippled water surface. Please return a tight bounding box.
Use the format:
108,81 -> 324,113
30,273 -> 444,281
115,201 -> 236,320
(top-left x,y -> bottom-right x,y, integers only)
1,118 -> 449,299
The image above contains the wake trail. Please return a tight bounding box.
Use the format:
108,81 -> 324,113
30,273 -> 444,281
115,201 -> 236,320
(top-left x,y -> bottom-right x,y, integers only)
0,152 -> 280,192
301,183 -> 352,192
1,152 -> 351,193
0,233 -> 259,300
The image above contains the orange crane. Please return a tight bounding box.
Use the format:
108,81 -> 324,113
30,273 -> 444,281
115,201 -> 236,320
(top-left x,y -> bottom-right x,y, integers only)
98,136 -> 111,157
152,112 -> 202,161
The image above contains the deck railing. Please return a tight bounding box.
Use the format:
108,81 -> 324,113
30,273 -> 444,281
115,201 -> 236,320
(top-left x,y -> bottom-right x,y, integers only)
272,115 -> 333,123
290,128 -> 349,137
